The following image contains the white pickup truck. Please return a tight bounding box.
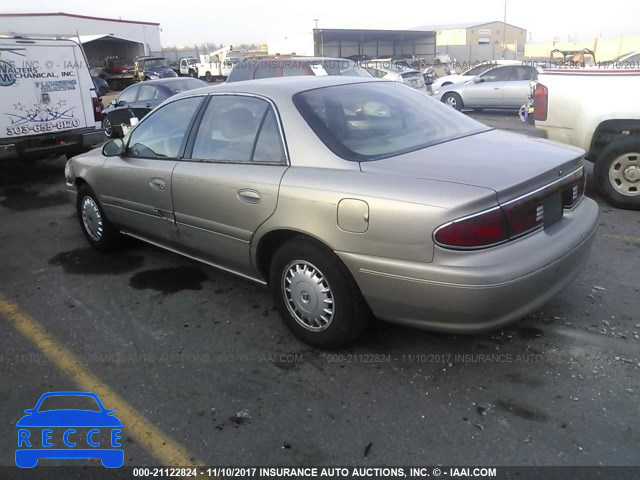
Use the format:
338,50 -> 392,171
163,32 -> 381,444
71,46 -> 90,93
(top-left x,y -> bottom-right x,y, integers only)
534,69 -> 640,209
197,45 -> 236,82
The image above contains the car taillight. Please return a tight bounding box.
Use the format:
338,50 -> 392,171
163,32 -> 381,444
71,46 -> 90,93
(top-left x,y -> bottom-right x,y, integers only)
501,196 -> 544,237
561,172 -> 586,208
533,83 -> 548,121
434,208 -> 509,249
92,96 -> 101,122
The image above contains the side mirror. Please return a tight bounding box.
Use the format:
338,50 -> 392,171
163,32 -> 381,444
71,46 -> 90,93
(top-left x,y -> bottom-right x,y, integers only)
102,138 -> 125,157
24,409 -> 34,414
110,99 -> 118,106
472,77 -> 484,83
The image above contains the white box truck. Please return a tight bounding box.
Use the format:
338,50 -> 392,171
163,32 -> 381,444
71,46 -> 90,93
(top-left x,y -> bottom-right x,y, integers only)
0,36 -> 104,161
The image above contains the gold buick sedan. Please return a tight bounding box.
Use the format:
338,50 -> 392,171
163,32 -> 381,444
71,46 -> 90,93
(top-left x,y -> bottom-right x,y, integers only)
65,76 -> 599,348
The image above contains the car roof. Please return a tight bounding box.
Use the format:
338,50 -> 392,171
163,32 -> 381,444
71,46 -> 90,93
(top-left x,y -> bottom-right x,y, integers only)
174,76 -> 390,101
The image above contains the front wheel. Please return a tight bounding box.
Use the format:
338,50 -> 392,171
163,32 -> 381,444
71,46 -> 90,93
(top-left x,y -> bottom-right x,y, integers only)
593,137 -> 640,210
269,237 -> 370,349
77,185 -> 122,251
442,92 -> 463,111
205,71 -> 213,82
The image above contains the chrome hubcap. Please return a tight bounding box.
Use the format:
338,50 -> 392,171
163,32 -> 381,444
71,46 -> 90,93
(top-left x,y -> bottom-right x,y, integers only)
81,196 -> 103,241
103,118 -> 112,136
445,96 -> 457,108
282,261 -> 334,332
609,152 -> 640,197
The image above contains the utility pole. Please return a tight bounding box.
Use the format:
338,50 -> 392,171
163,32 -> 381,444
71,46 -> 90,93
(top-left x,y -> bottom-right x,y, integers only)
314,19 -> 319,29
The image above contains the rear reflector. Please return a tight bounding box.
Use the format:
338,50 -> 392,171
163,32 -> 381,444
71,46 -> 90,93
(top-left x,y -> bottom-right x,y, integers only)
533,83 -> 548,121
561,172 -> 586,208
92,96 -> 102,122
434,208 -> 509,249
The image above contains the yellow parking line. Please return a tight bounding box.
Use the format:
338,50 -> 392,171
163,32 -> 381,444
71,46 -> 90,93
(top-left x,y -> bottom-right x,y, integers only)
0,294 -> 203,467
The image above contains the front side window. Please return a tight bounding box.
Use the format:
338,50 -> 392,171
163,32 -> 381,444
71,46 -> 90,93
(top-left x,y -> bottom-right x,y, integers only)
294,82 -> 488,162
117,86 -> 139,104
137,85 -> 158,102
126,96 -> 203,159
191,95 -> 285,163
479,66 -> 511,82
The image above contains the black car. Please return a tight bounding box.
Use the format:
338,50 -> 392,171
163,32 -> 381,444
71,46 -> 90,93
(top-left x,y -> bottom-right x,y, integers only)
101,77 -> 207,138
91,76 -> 110,96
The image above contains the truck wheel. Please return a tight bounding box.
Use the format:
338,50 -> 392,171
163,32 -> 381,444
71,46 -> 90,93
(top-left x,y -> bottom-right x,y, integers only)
189,69 -> 197,78
594,136 -> 640,210
269,237 -> 371,349
205,72 -> 213,82
442,92 -> 463,111
102,116 -> 114,138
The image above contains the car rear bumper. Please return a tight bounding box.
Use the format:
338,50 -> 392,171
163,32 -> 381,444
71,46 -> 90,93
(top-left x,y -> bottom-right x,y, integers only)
0,129 -> 104,161
337,197 -> 599,333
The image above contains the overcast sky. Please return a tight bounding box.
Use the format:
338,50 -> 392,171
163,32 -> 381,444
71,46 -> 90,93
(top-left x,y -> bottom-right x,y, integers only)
5,0 -> 638,45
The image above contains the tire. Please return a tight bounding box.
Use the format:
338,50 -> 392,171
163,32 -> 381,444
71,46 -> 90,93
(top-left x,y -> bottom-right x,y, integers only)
189,69 -> 198,78
77,185 -> 122,251
205,71 -> 213,82
269,237 -> 371,349
593,136 -> 640,210
102,116 -> 114,138
442,92 -> 463,111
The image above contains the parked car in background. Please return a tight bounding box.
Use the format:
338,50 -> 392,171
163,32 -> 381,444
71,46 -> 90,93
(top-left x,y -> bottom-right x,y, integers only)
436,64 -> 540,110
65,76 -> 597,349
603,51 -> 640,67
0,36 -> 104,162
431,60 -> 522,93
92,76 -> 110,96
133,56 -> 178,82
435,51 -> 452,65
360,60 -> 427,92
101,77 -> 206,138
534,68 -> 640,210
227,57 -> 371,82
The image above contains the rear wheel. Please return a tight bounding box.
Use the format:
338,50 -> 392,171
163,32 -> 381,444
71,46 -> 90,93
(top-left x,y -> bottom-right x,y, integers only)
269,237 -> 370,349
442,92 -> 463,111
205,71 -> 213,82
77,185 -> 122,251
594,137 -> 640,210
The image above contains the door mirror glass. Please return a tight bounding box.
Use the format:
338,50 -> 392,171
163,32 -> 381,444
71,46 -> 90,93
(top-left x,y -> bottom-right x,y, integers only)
102,138 -> 125,157
472,76 -> 483,83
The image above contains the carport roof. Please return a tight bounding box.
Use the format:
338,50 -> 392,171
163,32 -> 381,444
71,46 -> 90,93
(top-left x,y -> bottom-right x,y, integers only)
65,34 -> 143,45
313,28 -> 435,42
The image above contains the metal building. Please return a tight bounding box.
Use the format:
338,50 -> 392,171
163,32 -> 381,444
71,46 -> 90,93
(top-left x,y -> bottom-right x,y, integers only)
0,12 -> 162,64
313,28 -> 436,62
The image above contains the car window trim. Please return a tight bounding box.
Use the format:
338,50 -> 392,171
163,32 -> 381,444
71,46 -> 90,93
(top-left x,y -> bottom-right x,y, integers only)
182,92 -> 290,166
122,94 -> 208,161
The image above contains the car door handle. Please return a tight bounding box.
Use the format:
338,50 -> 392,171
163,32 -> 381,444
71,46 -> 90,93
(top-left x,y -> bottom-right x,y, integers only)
493,87 -> 500,90
237,189 -> 261,204
149,177 -> 167,191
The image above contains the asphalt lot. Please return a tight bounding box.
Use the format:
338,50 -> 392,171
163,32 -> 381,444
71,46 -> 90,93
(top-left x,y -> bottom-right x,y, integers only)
0,112 -> 639,471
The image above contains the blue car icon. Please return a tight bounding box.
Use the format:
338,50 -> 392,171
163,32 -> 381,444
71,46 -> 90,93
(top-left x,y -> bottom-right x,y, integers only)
16,391 -> 124,468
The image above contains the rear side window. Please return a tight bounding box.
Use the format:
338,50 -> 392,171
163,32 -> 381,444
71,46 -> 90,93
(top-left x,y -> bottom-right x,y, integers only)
190,95 -> 286,164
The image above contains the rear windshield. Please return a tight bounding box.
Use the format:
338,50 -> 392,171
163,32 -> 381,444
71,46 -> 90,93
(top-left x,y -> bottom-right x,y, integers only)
164,78 -> 207,93
293,82 -> 489,162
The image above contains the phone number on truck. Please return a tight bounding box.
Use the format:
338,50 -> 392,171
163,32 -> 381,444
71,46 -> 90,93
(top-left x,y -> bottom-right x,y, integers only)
6,119 -> 80,136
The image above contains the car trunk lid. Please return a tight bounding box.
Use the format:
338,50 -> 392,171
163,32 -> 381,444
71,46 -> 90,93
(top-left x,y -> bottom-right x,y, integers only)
360,129 -> 584,203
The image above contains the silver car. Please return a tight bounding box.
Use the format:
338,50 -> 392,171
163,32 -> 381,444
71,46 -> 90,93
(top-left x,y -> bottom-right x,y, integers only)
65,76 -> 598,349
360,60 -> 427,92
436,64 -> 540,110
